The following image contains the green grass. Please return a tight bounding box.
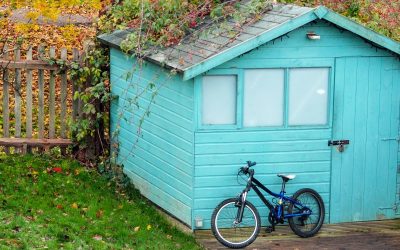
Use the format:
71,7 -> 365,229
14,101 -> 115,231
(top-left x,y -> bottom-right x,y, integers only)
0,155 -> 202,249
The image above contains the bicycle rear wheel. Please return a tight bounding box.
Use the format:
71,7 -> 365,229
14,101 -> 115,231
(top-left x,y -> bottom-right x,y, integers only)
288,188 -> 325,237
211,198 -> 260,249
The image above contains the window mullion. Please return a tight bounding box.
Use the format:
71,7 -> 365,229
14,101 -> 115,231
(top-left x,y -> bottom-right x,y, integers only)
284,68 -> 289,128
237,70 -> 244,129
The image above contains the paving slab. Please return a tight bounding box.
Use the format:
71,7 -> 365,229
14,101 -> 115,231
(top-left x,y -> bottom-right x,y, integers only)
6,7 -> 93,26
196,220 -> 400,249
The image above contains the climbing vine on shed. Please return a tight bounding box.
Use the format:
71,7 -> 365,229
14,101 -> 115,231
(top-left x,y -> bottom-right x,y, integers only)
79,0 -> 276,180
68,0 -> 274,163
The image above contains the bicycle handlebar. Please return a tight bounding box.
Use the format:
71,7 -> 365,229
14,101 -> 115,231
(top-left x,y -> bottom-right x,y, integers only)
247,161 -> 257,167
239,161 -> 257,175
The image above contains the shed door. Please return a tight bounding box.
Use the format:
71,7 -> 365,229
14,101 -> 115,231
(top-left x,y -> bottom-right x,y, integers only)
330,57 -> 399,223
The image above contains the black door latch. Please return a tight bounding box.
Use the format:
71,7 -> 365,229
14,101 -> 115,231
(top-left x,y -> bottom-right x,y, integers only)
328,140 -> 350,152
328,140 -> 350,146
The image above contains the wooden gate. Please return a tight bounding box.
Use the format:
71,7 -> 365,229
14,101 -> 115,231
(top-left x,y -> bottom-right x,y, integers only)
0,45 -> 84,154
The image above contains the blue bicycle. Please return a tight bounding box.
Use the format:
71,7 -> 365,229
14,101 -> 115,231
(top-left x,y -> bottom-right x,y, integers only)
211,161 -> 325,248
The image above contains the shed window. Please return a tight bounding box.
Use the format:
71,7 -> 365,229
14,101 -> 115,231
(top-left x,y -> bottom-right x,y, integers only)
244,69 -> 284,127
202,75 -> 237,125
199,67 -> 330,129
288,68 -> 329,125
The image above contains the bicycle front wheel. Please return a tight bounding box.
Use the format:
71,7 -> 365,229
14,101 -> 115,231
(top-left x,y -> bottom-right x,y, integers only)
211,198 -> 260,249
288,188 -> 325,238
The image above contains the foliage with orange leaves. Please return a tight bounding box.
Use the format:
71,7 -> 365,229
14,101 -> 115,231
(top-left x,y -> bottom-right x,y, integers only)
0,0 -> 111,51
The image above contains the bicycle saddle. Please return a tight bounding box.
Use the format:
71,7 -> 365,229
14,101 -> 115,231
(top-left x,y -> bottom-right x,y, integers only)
277,174 -> 296,182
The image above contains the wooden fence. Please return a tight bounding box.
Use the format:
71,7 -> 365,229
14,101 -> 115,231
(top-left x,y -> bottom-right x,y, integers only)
0,45 -> 84,154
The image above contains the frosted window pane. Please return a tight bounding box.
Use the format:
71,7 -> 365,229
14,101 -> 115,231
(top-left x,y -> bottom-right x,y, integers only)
289,68 -> 329,125
244,69 -> 284,127
202,75 -> 237,125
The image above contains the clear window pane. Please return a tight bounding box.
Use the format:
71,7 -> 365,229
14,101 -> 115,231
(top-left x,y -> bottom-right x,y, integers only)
244,69 -> 285,127
202,75 -> 237,125
289,68 -> 329,126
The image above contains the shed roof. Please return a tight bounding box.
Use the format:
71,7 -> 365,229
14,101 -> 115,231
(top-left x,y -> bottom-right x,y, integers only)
98,2 -> 400,80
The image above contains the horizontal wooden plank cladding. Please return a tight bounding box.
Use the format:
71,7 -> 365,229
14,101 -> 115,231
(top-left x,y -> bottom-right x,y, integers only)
194,192 -> 330,210
117,125 -> 193,177
198,211 -> 331,230
217,20 -> 393,69
397,81 -> 400,217
397,170 -> 400,217
110,65 -> 193,105
195,129 -> 331,143
195,161 -> 331,177
118,143 -> 192,202
193,127 -> 332,228
196,139 -> 328,154
111,97 -> 194,171
110,48 -> 195,226
112,86 -> 193,141
195,171 -> 330,188
124,169 -> 192,225
111,67 -> 193,115
195,150 -> 330,166
194,183 -> 330,199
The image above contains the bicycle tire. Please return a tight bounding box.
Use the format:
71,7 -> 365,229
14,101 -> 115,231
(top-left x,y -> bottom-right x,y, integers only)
288,188 -> 325,238
211,198 -> 261,249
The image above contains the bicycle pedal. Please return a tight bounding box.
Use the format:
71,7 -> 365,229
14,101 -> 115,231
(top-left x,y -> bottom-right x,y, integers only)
265,226 -> 274,233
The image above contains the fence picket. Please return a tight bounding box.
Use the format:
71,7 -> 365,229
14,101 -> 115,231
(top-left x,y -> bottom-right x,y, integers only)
49,47 -> 56,139
72,48 -> 79,121
2,45 -> 10,154
38,45 -> 44,139
14,47 -> 22,139
0,44 -> 85,154
26,47 -> 33,139
61,48 -> 68,138
38,45 -> 45,139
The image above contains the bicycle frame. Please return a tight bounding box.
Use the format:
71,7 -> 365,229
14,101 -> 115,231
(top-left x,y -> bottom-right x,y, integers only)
237,173 -> 312,223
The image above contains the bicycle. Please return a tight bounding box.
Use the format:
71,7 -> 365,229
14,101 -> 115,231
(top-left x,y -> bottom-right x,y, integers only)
211,161 -> 325,249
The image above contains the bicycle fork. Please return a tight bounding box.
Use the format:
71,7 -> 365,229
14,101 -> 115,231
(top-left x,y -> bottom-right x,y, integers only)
235,191 -> 248,224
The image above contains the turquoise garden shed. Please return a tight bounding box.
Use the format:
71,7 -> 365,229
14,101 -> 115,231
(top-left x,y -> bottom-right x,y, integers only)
99,2 -> 400,230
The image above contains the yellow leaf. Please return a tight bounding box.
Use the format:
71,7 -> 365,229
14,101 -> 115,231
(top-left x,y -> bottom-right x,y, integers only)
134,226 -> 140,232
71,203 -> 78,209
146,224 -> 152,231
32,171 -> 39,175
25,11 -> 40,21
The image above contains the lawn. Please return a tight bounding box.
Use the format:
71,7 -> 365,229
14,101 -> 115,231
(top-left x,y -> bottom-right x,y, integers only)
0,155 -> 202,249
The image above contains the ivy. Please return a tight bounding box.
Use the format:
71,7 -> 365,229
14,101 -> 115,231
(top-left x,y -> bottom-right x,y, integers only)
107,0 -> 273,54
72,0 -> 399,167
69,47 -> 110,154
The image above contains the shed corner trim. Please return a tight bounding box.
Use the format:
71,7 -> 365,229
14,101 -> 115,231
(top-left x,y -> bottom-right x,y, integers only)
313,6 -> 329,19
322,9 -> 400,56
